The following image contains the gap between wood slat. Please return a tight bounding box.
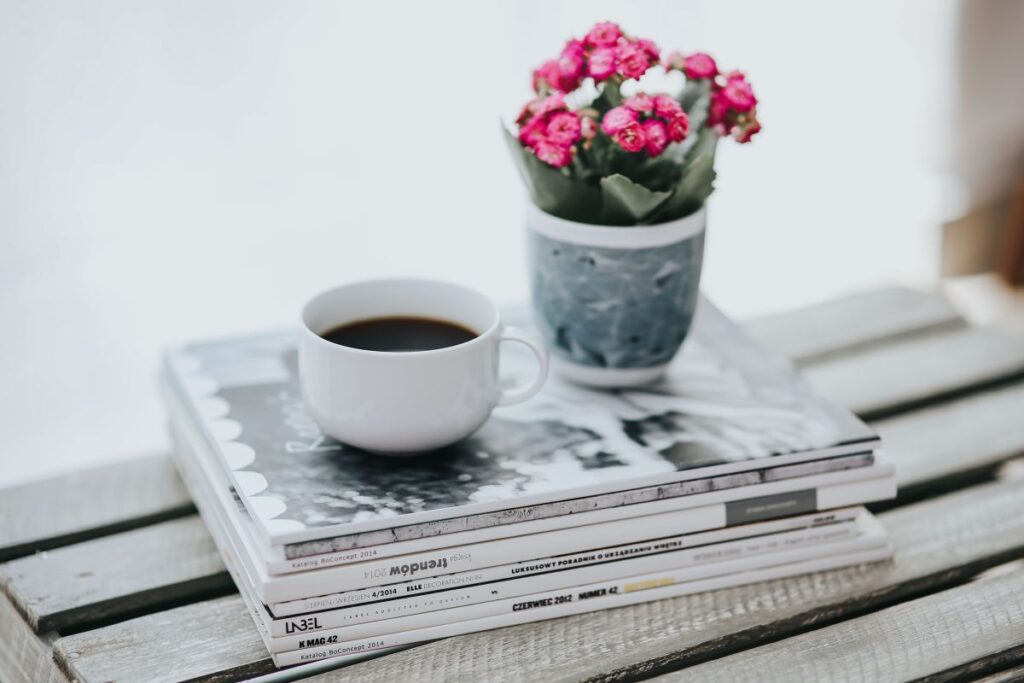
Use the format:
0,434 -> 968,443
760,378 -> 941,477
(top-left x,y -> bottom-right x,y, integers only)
743,287 -> 965,366
1,516 -> 233,635
970,659 -> 1024,683
0,455 -> 194,563
802,326 -> 1024,421
863,380 -> 1024,511
912,643 -> 1024,683
650,568 -> 1024,683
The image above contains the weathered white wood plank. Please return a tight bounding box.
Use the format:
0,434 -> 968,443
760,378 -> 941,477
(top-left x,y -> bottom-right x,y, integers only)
743,287 -> 964,365
0,591 -> 69,683
652,567 -> 1024,682
877,381 -> 1024,495
802,326 -> 1024,420
54,595 -> 273,683
973,661 -> 1024,682
57,478 -> 1024,683
0,455 -> 192,562
1,516 -> 230,633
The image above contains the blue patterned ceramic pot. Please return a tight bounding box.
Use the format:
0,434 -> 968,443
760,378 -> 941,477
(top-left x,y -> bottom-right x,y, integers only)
526,203 -> 706,387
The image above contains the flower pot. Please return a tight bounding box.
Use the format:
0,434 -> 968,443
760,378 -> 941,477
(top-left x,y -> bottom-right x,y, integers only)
525,203 -> 706,387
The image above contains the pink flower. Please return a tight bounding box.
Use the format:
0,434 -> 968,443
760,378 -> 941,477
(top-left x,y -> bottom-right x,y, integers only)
682,52 -> 718,80
516,94 -> 572,149
643,119 -> 669,157
707,90 -> 731,130
585,22 -> 622,47
602,105 -> 638,135
720,71 -> 756,112
532,44 -> 587,94
561,39 -> 585,63
545,111 -> 582,146
706,69 -> 761,142
518,116 -> 547,147
515,101 -> 534,127
614,121 -> 646,153
533,93 -> 567,118
652,94 -> 682,119
624,93 -> 654,113
531,59 -> 559,94
533,140 -> 573,168
555,40 -> 586,91
734,115 -> 761,144
516,94 -> 563,126
666,112 -> 690,142
580,116 -> 597,141
588,46 -> 617,81
616,41 -> 652,80
636,38 -> 660,63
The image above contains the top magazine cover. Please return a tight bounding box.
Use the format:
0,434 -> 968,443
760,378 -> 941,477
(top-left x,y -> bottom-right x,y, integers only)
162,298 -> 877,549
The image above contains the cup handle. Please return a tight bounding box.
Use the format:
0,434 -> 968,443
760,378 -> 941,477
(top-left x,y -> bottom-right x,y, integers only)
496,326 -> 549,406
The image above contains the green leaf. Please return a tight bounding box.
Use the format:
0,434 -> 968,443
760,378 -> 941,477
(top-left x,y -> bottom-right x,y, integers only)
682,125 -> 717,167
673,145 -> 717,217
591,79 -> 624,114
680,79 -> 711,116
599,174 -> 673,226
574,134 -> 615,183
628,154 -> 684,192
648,130 -> 718,224
502,125 -> 603,223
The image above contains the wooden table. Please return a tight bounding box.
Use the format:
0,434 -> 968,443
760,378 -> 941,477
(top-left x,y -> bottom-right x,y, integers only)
3,286 -> 1024,683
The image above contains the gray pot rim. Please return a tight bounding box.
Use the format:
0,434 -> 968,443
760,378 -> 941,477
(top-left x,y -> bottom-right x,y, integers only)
526,202 -> 706,249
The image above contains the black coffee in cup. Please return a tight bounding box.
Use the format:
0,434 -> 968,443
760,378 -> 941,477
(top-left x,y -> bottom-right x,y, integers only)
301,279 -> 549,452
320,317 -> 477,352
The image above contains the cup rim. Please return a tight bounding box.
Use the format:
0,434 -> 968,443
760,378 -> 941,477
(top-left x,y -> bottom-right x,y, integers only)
300,277 -> 500,358
526,202 -> 706,248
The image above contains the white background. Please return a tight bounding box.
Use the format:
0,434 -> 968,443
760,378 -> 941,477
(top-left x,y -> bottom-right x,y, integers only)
0,0 -> 958,486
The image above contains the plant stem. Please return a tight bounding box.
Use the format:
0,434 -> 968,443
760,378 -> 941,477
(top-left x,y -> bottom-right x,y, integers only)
603,79 -> 623,107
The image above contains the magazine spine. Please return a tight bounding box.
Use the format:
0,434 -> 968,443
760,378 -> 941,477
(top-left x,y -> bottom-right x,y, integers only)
271,542 -> 893,666
270,452 -> 873,572
277,449 -> 878,559
267,516 -> 860,638
268,505 -> 862,620
259,463 -> 893,603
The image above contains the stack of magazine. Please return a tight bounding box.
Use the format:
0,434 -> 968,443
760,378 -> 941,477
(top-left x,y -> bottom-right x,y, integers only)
162,300 -> 895,668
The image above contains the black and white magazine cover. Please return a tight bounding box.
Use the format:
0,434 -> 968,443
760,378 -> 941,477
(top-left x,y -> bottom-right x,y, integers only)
163,298 -> 878,549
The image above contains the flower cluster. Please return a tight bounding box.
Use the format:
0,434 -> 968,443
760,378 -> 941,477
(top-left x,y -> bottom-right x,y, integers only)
509,24 -> 764,224
708,71 -> 761,143
601,94 -> 689,156
532,22 -> 660,95
516,94 -> 591,168
665,52 -> 761,144
516,23 -> 761,169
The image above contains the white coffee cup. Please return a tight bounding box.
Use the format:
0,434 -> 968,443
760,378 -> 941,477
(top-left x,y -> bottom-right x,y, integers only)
299,278 -> 549,454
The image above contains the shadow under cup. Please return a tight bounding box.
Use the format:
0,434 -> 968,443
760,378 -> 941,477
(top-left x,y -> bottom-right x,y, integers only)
299,279 -> 515,455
